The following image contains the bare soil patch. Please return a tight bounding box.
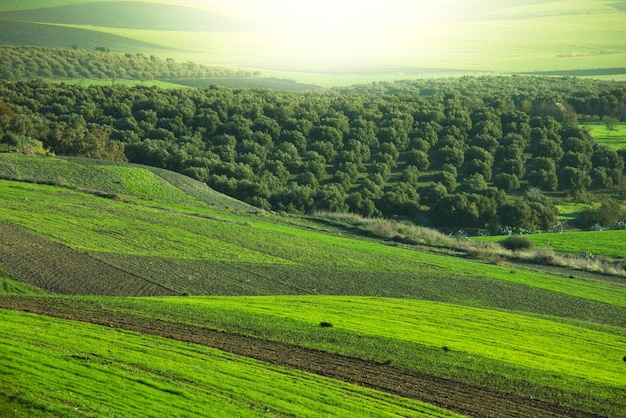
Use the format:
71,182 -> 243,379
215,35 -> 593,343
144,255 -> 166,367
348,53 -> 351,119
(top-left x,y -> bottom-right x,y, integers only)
0,223 -> 175,296
0,296 -> 604,418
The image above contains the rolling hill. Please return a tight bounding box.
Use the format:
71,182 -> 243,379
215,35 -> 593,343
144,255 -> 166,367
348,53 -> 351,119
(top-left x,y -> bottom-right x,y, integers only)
0,154 -> 624,416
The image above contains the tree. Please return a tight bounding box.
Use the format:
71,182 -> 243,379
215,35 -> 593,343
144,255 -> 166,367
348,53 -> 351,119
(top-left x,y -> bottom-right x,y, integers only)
430,193 -> 479,227
603,116 -> 619,137
406,149 -> 430,170
498,201 -> 531,229
493,173 -> 520,192
420,182 -> 447,207
0,132 -> 18,151
525,157 -> 558,191
377,182 -> 419,218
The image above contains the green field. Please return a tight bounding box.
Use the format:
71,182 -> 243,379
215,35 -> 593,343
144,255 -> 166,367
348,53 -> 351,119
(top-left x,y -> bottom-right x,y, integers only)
586,122 -> 626,150
0,308 -> 459,418
1,154 -> 626,416
477,229 -> 626,260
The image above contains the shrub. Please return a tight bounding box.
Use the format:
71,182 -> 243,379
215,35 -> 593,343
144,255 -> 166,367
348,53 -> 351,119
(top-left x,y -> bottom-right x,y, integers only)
319,322 -> 333,328
500,235 -> 534,251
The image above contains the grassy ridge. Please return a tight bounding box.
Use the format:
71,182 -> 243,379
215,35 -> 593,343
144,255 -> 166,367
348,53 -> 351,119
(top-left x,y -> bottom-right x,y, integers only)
0,309 -> 458,417
0,154 -> 254,210
0,20 -> 173,54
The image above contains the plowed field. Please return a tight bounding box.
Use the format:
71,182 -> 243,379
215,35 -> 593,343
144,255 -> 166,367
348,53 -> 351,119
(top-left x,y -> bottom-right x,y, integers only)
0,223 -> 176,296
0,296 -> 604,418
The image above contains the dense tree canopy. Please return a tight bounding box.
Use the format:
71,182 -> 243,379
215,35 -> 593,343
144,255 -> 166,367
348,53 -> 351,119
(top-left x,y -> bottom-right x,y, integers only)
1,69 -> 626,232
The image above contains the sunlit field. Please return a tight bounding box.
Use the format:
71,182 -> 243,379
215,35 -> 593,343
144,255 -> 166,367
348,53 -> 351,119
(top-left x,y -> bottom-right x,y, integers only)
586,122 -> 626,150
1,0 -> 625,84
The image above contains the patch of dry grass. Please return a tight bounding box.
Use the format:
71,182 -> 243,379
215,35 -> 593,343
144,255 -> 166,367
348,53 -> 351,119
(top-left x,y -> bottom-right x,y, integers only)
313,211 -> 626,277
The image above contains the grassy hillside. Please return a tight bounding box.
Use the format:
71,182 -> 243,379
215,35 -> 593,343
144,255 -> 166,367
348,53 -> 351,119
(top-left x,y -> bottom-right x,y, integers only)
0,154 -> 625,416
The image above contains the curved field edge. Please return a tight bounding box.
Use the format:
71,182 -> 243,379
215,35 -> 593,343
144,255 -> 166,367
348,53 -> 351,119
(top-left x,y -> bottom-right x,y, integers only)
0,154 -> 255,211
0,308 -> 460,418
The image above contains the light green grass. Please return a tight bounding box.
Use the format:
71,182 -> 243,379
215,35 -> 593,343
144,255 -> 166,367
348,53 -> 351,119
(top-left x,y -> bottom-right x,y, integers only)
81,295 -> 626,416
0,276 -> 44,295
0,308 -> 458,417
0,154 -> 253,210
586,122 -> 626,150
506,230 -> 626,260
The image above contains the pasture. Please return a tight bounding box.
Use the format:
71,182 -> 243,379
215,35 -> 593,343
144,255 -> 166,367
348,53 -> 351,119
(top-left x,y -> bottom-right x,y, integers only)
586,122 -> 626,150
2,170 -> 625,313
479,229 -> 626,261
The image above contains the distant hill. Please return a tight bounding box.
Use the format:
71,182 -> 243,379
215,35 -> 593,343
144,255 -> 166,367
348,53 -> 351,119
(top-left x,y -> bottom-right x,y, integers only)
0,1 -> 262,32
0,20 -> 174,52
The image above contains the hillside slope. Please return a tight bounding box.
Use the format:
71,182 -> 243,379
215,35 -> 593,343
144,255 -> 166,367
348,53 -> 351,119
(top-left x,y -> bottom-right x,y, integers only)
1,154 -> 624,322
0,154 -> 624,417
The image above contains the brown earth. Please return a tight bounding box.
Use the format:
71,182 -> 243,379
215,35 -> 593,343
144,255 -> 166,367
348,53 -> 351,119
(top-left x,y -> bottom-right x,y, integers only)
0,223 -> 176,296
0,296 -> 606,418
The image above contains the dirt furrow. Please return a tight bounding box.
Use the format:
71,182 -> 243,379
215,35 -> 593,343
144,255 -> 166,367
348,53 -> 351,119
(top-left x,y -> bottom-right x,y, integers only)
0,296 -> 605,418
0,223 -> 176,296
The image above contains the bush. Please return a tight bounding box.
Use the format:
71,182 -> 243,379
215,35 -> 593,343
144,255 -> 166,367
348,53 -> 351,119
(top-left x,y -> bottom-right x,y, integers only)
500,235 -> 534,251
319,322 -> 333,328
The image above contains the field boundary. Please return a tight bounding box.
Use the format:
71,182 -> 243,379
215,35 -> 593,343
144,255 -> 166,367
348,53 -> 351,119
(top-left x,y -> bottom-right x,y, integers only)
0,296 -> 604,418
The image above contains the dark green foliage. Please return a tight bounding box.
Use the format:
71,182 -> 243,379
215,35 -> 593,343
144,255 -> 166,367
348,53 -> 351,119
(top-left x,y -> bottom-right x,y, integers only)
498,201 -> 532,229
500,236 -> 534,252
574,200 -> 624,229
0,46 -> 254,82
1,65 -> 626,230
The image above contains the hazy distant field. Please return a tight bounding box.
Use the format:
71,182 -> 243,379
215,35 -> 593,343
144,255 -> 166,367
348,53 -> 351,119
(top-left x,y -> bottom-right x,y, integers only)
1,0 -> 625,84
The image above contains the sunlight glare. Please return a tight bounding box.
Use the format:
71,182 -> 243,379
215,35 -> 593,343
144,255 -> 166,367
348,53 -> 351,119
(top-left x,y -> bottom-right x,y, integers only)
196,0 -> 475,70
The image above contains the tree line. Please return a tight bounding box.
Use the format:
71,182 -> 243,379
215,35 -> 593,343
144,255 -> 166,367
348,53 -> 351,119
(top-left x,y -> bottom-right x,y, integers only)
1,75 -> 626,232
0,46 -> 256,82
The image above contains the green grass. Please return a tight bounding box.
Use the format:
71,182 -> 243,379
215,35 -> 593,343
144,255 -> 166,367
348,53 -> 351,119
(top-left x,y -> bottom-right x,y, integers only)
68,294 -> 626,416
0,276 -> 44,295
497,230 -> 626,260
0,308 -> 459,417
586,122 -> 626,150
0,154 -> 253,210
1,154 -> 625,416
